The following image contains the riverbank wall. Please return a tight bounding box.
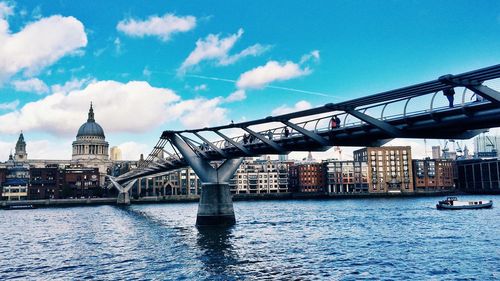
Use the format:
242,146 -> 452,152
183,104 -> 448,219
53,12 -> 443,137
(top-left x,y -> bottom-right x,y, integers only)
0,190 -> 465,209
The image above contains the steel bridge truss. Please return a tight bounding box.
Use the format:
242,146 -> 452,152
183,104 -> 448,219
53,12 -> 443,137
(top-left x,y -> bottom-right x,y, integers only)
116,64 -> 500,184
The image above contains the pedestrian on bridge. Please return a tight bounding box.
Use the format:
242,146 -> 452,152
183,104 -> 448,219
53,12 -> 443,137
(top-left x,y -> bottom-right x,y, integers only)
443,87 -> 455,108
284,127 -> 290,138
330,115 -> 341,129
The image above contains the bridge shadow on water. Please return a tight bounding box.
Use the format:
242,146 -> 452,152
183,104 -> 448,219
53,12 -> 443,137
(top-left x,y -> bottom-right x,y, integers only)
196,226 -> 242,280
114,204 -> 243,279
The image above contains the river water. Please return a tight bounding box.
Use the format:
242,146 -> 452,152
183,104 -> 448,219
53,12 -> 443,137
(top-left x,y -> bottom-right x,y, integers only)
0,195 -> 499,280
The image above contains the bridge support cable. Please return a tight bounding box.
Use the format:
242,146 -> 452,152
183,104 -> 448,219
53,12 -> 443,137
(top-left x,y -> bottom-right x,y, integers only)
241,127 -> 287,153
214,130 -> 252,155
345,109 -> 405,138
167,132 -> 242,226
193,132 -> 229,158
281,120 -> 330,146
178,134 -> 209,159
108,176 -> 137,205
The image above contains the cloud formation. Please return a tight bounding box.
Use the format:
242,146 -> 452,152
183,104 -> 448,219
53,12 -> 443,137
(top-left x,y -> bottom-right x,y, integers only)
178,28 -> 269,74
117,13 -> 196,41
237,60 -> 311,89
0,14 -> 87,79
12,78 -> 49,94
0,99 -> 19,110
271,100 -> 312,115
0,79 -> 234,136
224,89 -> 246,102
0,1 -> 13,19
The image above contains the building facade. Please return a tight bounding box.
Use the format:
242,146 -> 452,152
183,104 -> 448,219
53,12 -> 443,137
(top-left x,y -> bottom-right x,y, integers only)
29,166 -> 62,200
1,155 -> 30,201
412,159 -> 455,191
71,103 -> 112,185
323,160 -> 368,193
456,159 -> 500,194
354,146 -> 413,193
289,162 -> 324,193
230,158 -> 290,194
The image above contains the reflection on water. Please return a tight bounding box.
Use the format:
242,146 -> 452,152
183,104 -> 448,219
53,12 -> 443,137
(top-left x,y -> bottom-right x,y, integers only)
196,226 -> 239,280
0,195 -> 499,280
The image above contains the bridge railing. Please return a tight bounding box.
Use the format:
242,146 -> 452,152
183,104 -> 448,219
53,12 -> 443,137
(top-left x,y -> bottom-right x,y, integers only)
203,86 -> 482,152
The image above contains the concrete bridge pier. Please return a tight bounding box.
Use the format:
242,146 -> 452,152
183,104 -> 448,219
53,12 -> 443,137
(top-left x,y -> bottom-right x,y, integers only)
168,133 -> 242,226
116,191 -> 130,205
108,177 -> 137,205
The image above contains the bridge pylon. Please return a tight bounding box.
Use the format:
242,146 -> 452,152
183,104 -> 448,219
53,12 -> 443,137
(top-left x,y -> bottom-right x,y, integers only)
108,176 -> 137,205
168,133 -> 242,226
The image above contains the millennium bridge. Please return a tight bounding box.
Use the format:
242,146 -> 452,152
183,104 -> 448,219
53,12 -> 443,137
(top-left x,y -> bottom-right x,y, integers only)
109,64 -> 500,225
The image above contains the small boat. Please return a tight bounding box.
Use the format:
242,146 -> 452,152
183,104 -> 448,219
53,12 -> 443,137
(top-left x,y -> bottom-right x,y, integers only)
436,197 -> 493,210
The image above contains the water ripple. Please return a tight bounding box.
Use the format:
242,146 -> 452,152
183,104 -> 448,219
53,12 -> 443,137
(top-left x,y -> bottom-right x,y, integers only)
0,196 -> 499,280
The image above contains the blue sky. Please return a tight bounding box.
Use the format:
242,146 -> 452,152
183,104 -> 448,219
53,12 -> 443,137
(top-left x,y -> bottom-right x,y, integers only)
0,0 -> 499,160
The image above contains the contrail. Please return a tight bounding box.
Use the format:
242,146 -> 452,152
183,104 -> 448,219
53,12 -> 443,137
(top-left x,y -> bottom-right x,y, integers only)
182,73 -> 341,99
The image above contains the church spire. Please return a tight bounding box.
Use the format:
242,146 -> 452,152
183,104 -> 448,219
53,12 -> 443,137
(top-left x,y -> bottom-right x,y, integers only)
88,102 -> 95,122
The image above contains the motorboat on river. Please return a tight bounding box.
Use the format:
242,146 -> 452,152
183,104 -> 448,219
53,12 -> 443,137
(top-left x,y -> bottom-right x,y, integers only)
436,197 -> 493,210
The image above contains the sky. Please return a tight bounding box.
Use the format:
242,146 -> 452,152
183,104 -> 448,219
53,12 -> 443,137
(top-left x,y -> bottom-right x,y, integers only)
0,0 -> 499,161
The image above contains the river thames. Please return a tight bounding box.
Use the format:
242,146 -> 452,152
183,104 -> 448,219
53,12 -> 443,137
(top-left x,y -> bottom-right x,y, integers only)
1,195 -> 499,280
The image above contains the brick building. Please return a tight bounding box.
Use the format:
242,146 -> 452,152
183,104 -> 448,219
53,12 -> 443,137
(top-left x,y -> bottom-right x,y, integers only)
354,146 -> 413,193
412,159 -> 455,191
62,167 -> 101,198
323,160 -> 368,193
289,162 -> 325,193
29,166 -> 62,200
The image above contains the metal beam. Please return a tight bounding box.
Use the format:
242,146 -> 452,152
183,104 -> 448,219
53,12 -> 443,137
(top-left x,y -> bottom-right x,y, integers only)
193,132 -> 229,158
346,109 -> 404,138
179,134 -> 209,159
282,120 -> 330,146
242,127 -> 287,153
214,130 -> 252,155
467,85 -> 500,104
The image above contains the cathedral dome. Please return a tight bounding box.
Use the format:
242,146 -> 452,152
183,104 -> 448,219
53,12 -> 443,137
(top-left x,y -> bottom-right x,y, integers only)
76,103 -> 105,138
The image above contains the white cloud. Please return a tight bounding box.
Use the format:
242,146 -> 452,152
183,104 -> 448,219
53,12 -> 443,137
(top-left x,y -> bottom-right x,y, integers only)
0,99 -> 19,110
194,84 -> 208,91
0,138 -> 73,160
0,14 -> 87,79
170,97 -> 227,129
300,49 -> 320,64
0,80 -> 180,136
0,1 -> 14,19
28,139 -> 72,159
236,60 -> 311,89
219,44 -> 271,66
117,141 -> 150,161
178,28 -> 269,74
117,13 -> 196,41
113,37 -> 122,54
271,100 -> 312,115
0,79 -> 235,136
224,89 -> 246,102
51,77 -> 94,93
12,78 -> 49,94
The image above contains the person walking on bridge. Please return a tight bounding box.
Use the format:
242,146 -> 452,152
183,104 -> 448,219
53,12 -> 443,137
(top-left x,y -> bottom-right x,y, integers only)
443,87 -> 455,108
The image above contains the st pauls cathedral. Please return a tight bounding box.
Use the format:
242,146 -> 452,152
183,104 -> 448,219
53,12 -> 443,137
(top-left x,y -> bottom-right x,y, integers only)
0,104 -> 131,200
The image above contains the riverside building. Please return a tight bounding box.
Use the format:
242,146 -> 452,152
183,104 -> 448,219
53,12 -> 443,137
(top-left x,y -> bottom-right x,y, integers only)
230,158 -> 290,194
412,159 -> 455,191
323,160 -> 368,193
353,146 -> 413,193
